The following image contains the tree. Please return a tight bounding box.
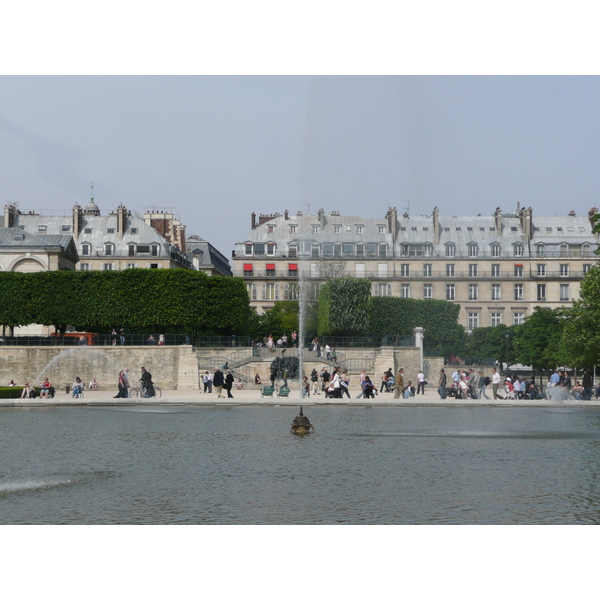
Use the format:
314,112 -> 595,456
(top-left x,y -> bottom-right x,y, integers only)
317,278 -> 372,336
463,324 -> 518,365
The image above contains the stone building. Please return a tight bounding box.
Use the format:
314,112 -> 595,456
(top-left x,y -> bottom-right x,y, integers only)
232,205 -> 599,331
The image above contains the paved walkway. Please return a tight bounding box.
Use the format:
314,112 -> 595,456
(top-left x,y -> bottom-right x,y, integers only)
2,387 -> 600,408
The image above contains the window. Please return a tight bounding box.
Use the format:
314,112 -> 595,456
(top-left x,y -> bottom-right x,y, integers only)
401,284 -> 410,298
128,245 -> 135,257
560,284 -> 570,302
513,312 -> 525,325
254,243 -> 265,255
446,244 -> 456,257
310,263 -> 319,278
401,264 -> 410,277
537,264 -> 546,277
423,264 -> 432,277
289,225 -> 297,234
560,264 -> 569,277
536,244 -> 545,257
12,234 -> 24,240
355,263 -> 366,278
150,264 -> 159,269
245,244 -> 253,256
412,227 -> 417,231
514,284 -> 523,300
266,264 -> 276,277
136,245 -> 151,254
423,284 -> 432,299
467,227 -> 472,231
378,225 -> 386,234
514,244 -> 523,257
151,245 -> 159,257
38,225 -> 47,232
557,227 -> 563,232
84,228 -> 92,234
456,227 -> 462,231
492,264 -> 501,277
356,225 -> 364,234
468,284 -> 478,300
310,224 -> 319,234
323,243 -> 333,257
61,225 -> 70,232
311,245 -> 319,257
130,228 -> 137,234
367,243 -> 378,257
288,263 -> 298,277
375,283 -> 392,296
378,263 -> 388,278
560,243 -> 568,257
490,227 -> 495,231
285,283 -> 299,300
583,264 -> 592,274
467,312 -> 479,332
514,265 -> 523,277
491,244 -> 501,257
491,312 -> 502,327
446,284 -> 455,300
342,243 -> 354,256
469,264 -> 478,277
246,283 -> 257,301
479,227 -> 485,232
333,225 -> 341,234
333,244 -> 342,257
446,264 -> 455,277
537,284 -> 546,301
126,263 -> 136,269
356,244 -> 364,257
243,263 -> 253,276
511,226 -> 518,232
104,243 -> 113,256
444,227 -> 450,232
267,244 -> 275,256
103,263 -> 113,271
107,228 -> 115,234
81,243 -> 91,256
379,244 -> 387,257
79,263 -> 90,271
468,243 -> 479,257
492,284 -> 501,300
346,226 -> 351,232
263,282 -> 279,300
582,243 -> 591,257
267,225 -> 275,234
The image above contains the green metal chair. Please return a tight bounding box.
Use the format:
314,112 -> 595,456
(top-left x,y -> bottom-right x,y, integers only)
261,386 -> 275,398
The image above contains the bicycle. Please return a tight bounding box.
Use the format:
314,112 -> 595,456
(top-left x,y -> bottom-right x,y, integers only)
128,383 -> 162,399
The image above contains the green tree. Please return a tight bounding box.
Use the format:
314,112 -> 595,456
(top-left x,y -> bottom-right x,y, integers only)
463,324 -> 518,365
317,278 -> 372,336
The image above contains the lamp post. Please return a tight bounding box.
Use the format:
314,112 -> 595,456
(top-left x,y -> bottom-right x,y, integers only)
505,331 -> 510,373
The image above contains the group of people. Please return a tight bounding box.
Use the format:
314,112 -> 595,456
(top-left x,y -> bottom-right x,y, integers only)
309,339 -> 337,362
112,366 -> 155,398
206,367 -> 235,398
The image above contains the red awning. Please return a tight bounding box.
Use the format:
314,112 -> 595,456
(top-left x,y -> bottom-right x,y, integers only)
514,264 -> 523,267
266,263 -> 276,270
288,263 -> 298,270
243,264 -> 253,271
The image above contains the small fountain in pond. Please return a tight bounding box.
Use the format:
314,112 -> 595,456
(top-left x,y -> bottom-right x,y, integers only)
291,406 -> 314,435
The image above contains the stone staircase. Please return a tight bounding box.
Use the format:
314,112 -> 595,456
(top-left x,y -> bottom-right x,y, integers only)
373,346 -> 398,381
176,346 -> 201,390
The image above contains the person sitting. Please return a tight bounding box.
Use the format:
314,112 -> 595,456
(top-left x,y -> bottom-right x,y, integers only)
72,377 -> 84,398
235,379 -> 244,390
403,381 -> 416,399
21,382 -> 34,398
8,380 -> 15,387
89,378 -> 99,390
572,381 -> 584,400
39,377 -> 52,399
362,376 -> 375,399
254,373 -> 262,385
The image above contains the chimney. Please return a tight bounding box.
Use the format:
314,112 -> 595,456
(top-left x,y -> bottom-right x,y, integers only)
318,208 -> 325,229
386,206 -> 398,240
72,203 -> 82,240
251,212 -> 257,230
284,210 -> 289,220
4,203 -> 18,228
432,206 -> 440,242
519,206 -> 533,242
117,204 -> 127,239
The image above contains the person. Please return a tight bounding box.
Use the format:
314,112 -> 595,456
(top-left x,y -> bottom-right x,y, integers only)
111,327 -> 117,346
282,334 -> 288,348
114,371 -> 127,398
254,373 -> 262,385
356,369 -> 367,399
340,369 -> 350,398
310,368 -> 319,395
20,382 -> 34,399
330,367 -> 341,398
478,371 -> 491,400
492,367 -> 501,399
301,375 -> 310,398
203,371 -> 213,393
582,368 -> 593,400
417,370 -> 425,395
321,367 -> 330,392
563,371 -> 572,391
291,331 -> 297,347
72,377 -> 84,398
39,377 -> 52,399
147,335 -> 156,345
393,368 -> 405,399
8,380 -> 15,387
140,366 -> 155,397
572,381 -> 584,400
213,367 -> 225,398
403,381 -> 415,399
325,344 -> 332,360
120,329 -> 125,345
438,369 -> 447,399
158,334 -> 165,346
380,368 -> 393,393
89,377 -> 99,390
362,376 -> 375,399
269,369 -> 276,388
549,370 -> 560,388
235,379 -> 244,390
331,348 -> 337,363
224,370 -> 234,398
467,369 -> 478,399
122,368 -> 130,397
282,369 -> 289,388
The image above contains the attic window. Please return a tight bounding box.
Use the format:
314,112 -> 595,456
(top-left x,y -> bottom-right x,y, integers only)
479,227 -> 485,231
38,225 -> 47,231
62,225 -> 70,231
423,227 -> 428,231
511,227 -> 518,231
455,227 -> 461,231
546,228 -> 552,232
444,227 -> 450,232
400,227 -> 406,231
557,227 -> 563,232
13,234 -> 24,240
267,225 -> 275,233
412,227 -> 417,231
467,227 -> 473,231
107,228 -> 115,234
130,228 -> 138,234
490,227 -> 495,231
84,228 -> 92,234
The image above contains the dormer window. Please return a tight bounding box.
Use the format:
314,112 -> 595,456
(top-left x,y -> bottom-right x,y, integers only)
62,225 -> 70,232
130,228 -> 138,234
267,225 -> 275,234
84,228 -> 92,234
38,225 -> 47,232
289,225 -> 297,234
107,228 -> 115,234
81,243 -> 91,256
356,225 -> 364,234
312,224 -> 319,234
334,225 -> 341,234
104,243 -> 114,256
378,225 -> 386,234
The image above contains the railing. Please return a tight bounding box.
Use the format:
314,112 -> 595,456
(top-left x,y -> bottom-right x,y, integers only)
0,334 -> 192,346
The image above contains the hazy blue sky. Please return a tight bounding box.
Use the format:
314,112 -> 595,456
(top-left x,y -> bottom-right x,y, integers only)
2,76 -> 600,259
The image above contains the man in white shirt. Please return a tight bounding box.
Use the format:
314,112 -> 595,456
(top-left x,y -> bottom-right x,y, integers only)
492,368 -> 502,399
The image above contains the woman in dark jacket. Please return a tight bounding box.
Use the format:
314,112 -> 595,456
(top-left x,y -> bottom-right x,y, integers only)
224,370 -> 235,398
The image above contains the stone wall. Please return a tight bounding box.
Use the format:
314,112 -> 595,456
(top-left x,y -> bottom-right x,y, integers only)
0,346 -> 199,390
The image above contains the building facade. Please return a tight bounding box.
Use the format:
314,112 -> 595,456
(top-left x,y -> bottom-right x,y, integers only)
233,205 -> 599,331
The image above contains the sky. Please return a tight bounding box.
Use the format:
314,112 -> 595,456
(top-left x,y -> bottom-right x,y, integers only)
2,75 -> 600,261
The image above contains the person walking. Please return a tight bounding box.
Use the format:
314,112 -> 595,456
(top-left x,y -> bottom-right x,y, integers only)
340,369 -> 350,398
203,371 -> 213,393
224,370 -> 234,398
583,368 -> 593,401
140,367 -> 155,397
438,369 -> 447,399
114,371 -> 127,398
478,370 -> 491,400
310,369 -> 319,396
282,368 -> 289,388
393,367 -> 405,400
213,367 -> 225,398
492,367 -> 501,399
